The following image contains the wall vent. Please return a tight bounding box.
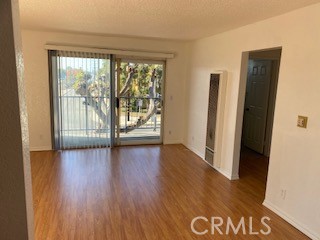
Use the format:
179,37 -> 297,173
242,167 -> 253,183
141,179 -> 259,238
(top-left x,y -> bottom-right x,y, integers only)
205,72 -> 227,168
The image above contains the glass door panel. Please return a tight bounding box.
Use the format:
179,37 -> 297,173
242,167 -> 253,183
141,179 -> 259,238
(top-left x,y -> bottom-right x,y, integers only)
116,60 -> 164,145
50,51 -> 112,149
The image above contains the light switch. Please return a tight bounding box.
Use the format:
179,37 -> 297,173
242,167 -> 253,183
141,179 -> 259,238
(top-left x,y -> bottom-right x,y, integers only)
297,116 -> 308,128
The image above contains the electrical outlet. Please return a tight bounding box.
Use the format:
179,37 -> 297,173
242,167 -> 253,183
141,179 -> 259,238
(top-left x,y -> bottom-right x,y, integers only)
297,116 -> 308,128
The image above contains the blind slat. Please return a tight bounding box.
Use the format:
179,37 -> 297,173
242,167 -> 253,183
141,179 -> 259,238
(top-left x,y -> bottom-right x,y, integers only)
52,50 -> 111,149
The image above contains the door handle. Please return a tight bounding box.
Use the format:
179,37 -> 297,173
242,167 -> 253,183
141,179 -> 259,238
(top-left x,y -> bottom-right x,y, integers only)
245,108 -> 250,111
116,97 -> 120,108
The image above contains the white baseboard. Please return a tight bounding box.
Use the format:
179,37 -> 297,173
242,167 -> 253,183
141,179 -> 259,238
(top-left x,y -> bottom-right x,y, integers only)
163,139 -> 182,145
29,146 -> 52,152
183,144 -> 237,180
184,143 -> 317,239
212,165 -> 239,180
212,165 -> 233,180
184,144 -> 205,159
231,174 -> 239,180
263,200 -> 319,240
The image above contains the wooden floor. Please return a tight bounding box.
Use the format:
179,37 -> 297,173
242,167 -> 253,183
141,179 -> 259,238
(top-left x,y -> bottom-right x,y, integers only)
30,144 -> 309,239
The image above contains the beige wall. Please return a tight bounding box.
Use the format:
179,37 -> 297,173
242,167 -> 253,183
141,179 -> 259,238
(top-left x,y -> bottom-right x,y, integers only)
22,30 -> 188,150
184,3 -> 320,239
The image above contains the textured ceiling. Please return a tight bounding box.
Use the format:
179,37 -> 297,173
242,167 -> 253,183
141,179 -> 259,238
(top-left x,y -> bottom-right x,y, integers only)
19,0 -> 320,40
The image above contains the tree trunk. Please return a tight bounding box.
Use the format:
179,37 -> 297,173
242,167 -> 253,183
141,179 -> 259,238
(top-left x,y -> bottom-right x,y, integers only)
75,67 -> 159,134
75,81 -> 109,132
119,67 -> 135,96
121,69 -> 159,132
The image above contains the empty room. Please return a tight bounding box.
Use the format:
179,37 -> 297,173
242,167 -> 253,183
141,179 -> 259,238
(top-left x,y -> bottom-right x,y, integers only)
1,0 -> 320,239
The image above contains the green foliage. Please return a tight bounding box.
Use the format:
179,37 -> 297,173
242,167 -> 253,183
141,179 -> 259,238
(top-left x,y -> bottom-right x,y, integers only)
72,70 -> 93,95
60,59 -> 163,113
118,62 -> 163,112
119,62 -> 163,97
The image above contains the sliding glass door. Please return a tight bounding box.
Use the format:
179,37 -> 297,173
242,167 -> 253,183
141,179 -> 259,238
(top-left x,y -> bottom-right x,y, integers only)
50,51 -> 113,149
50,51 -> 165,149
115,59 -> 164,145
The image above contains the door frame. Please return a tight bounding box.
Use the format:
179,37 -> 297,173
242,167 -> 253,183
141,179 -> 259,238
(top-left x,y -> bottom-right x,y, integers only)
114,58 -> 166,146
231,47 -> 282,179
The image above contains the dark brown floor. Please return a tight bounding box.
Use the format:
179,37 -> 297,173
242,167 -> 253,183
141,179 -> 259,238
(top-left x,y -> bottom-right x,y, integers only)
239,147 -> 270,203
30,144 -> 309,239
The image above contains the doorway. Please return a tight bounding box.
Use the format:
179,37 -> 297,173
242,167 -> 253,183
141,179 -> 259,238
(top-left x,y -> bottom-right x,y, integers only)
239,48 -> 281,189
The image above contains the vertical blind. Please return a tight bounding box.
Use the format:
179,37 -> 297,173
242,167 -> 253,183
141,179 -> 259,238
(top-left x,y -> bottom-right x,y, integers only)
50,50 -> 112,149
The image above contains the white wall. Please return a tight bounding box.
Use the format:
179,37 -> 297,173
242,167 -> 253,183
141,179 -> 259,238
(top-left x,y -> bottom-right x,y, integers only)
22,30 -> 188,150
184,3 -> 320,239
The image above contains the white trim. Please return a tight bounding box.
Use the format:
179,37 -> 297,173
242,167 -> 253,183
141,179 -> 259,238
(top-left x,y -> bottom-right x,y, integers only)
184,144 -> 238,180
163,139 -> 182,145
230,172 -> 240,180
29,146 -> 52,152
263,200 -> 320,240
231,52 -> 250,178
212,165 -> 237,180
184,144 -> 205,159
45,44 -> 174,59
118,140 -> 162,146
211,70 -> 227,169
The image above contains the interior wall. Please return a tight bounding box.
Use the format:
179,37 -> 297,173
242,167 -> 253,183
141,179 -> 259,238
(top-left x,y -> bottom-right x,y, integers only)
0,0 -> 34,238
22,30 -> 188,150
184,3 -> 320,239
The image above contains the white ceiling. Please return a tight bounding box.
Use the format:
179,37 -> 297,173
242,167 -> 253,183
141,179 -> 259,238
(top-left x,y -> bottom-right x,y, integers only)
19,0 -> 320,40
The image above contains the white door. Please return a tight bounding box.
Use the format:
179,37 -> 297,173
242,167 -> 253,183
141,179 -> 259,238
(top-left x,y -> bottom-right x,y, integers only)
243,60 -> 272,154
